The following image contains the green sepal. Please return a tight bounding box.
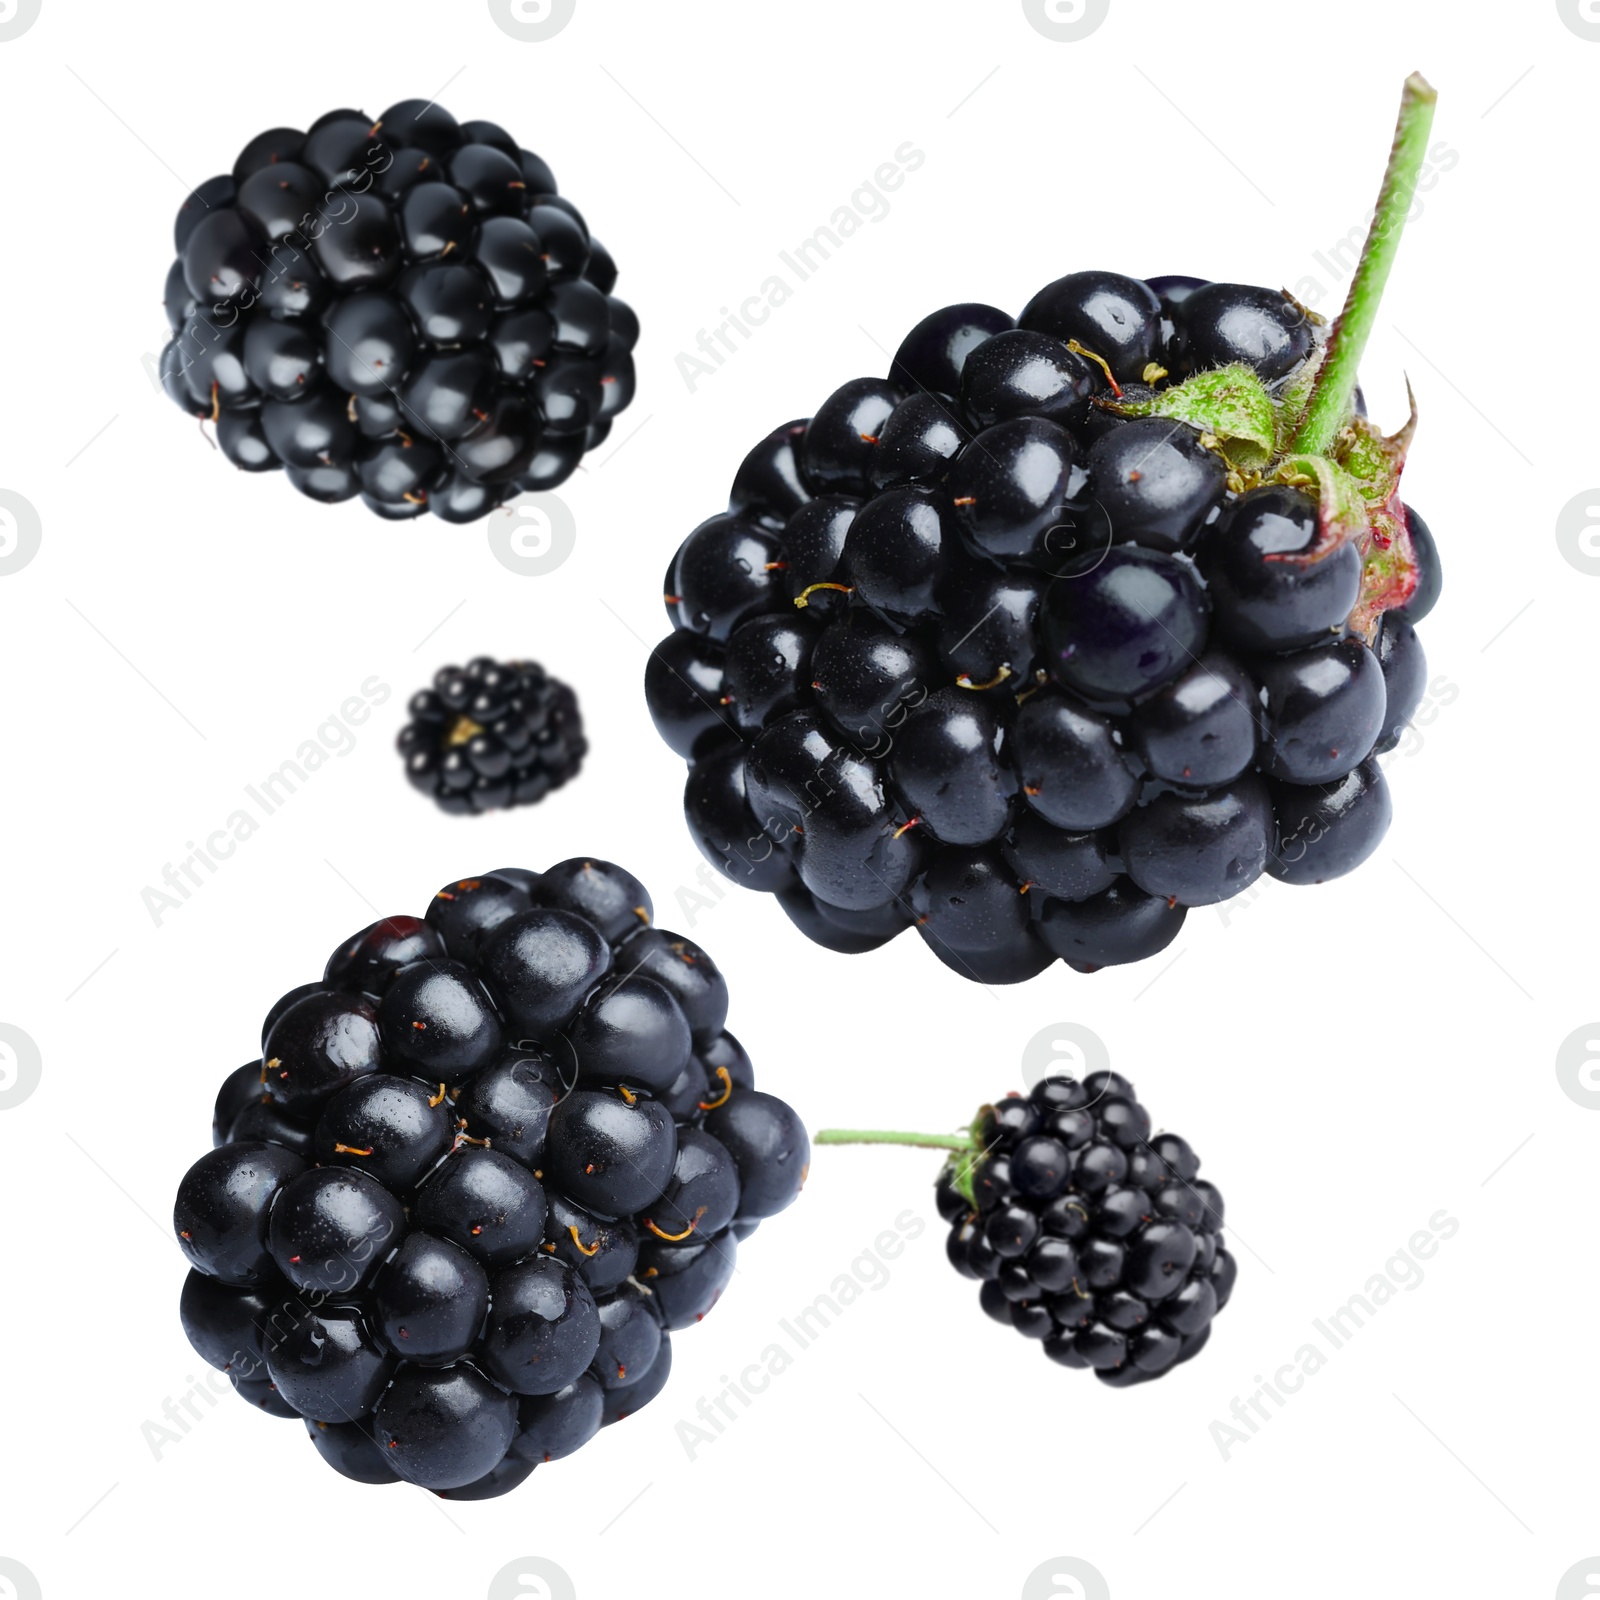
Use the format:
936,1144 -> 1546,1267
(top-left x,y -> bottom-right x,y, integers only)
1337,382 -> 1417,506
1104,363 -> 1277,474
1270,453 -> 1370,560
939,1105 -> 997,1211
1347,506 -> 1420,642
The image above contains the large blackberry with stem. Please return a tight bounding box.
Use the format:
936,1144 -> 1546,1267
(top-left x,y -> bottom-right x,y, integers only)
175,861 -> 806,1497
646,76 -> 1443,984
816,1072 -> 1233,1384
158,100 -> 637,521
398,657 -> 586,814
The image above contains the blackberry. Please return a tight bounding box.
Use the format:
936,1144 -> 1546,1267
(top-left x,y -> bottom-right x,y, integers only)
817,1073 -> 1233,1384
158,101 -> 636,521
172,859 -> 806,1497
646,77 -> 1443,982
397,657 -> 585,814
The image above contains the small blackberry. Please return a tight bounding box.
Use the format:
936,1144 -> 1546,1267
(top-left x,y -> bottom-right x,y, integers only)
158,101 -> 637,521
173,860 -> 807,1497
646,77 -> 1443,983
817,1072 -> 1233,1385
397,657 -> 585,814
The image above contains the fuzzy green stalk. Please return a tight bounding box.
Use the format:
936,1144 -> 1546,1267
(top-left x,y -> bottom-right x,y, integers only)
814,1125 -> 986,1208
1290,72 -> 1437,457
811,1130 -> 974,1152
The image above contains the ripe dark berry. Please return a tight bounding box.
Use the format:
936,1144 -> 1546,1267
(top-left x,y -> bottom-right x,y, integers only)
648,243 -> 1438,979
1037,880 -> 1186,972
174,1143 -> 306,1286
267,1166 -> 407,1295
1085,418 -> 1228,553
313,1075 -> 452,1191
870,393 -> 968,488
1254,638 -> 1386,784
1019,270 -> 1163,383
265,1304 -> 394,1423
415,1148 -> 547,1268
158,102 -> 634,518
565,977 -> 692,1095
1196,486 -> 1362,653
261,990 -> 382,1115
378,960 -> 504,1075
672,515 -> 786,640
325,914 -> 444,994
801,377 -> 901,495
609,927 -> 728,1044
1040,545 -> 1209,702
544,1090 -> 678,1217
701,1090 -> 809,1220
889,301 -> 1014,394
512,1375 -> 605,1464
891,689 -> 1013,846
641,1231 -> 739,1327
948,417 -> 1076,562
534,857 -> 654,944
592,1284 -> 662,1389
818,1073 -> 1233,1385
959,330 -> 1096,429
1268,759 -> 1392,885
174,859 -> 804,1497
478,907 -> 611,1038
424,875 -> 533,962
1011,691 -> 1138,831
397,657 -> 586,815
372,1364 -> 518,1490
213,1061 -> 266,1146
1393,505 -> 1442,623
372,1233 -> 490,1364
1130,653 -> 1257,786
1373,616 -> 1427,753
1119,776 -> 1274,907
456,1051 -> 558,1165
479,1258 -> 600,1393
643,632 -> 734,761
1176,283 -> 1313,380
545,1192 -> 638,1292
305,1418 -> 400,1484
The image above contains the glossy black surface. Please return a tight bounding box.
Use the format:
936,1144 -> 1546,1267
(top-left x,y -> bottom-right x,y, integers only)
1254,638 -> 1385,784
1197,485 -> 1363,653
1019,270 -> 1164,382
1118,776 -> 1274,906
161,105 -> 633,518
1177,282 -> 1312,380
1041,546 -> 1210,702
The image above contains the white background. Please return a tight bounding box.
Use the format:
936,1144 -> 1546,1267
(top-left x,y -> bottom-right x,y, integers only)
1,2 -> 1597,1597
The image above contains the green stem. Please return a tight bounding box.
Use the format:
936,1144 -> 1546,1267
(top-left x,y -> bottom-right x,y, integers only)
1290,72 -> 1438,457
812,1129 -> 975,1151
814,1126 -> 984,1209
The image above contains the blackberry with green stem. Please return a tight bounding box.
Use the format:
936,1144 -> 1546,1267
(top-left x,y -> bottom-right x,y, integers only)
647,74 -> 1444,983
816,1071 -> 1233,1384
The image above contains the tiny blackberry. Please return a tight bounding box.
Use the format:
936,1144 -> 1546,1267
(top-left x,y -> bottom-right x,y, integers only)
818,1073 -> 1233,1385
645,77 -> 1443,984
397,657 -> 585,814
158,102 -> 636,520
173,859 -> 807,1497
